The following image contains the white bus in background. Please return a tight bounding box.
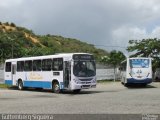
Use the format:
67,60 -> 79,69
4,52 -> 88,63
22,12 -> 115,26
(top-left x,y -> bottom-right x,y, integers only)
4,53 -> 96,93
120,57 -> 152,87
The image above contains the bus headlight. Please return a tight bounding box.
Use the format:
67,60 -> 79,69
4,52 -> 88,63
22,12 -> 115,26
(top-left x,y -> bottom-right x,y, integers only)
73,78 -> 80,84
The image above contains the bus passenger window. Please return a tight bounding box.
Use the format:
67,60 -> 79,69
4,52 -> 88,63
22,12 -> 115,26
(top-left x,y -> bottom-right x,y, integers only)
5,62 -> 11,72
52,58 -> 63,71
33,60 -> 41,71
24,60 -> 33,71
17,61 -> 24,71
42,59 -> 52,71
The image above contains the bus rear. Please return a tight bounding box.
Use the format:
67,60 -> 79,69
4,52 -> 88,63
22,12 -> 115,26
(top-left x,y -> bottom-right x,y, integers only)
126,58 -> 152,85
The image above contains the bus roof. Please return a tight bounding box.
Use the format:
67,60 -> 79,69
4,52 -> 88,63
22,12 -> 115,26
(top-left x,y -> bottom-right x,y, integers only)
128,57 -> 152,60
5,53 -> 93,62
121,57 -> 152,64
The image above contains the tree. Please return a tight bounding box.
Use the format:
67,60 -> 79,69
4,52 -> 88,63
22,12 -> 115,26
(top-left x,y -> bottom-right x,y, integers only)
101,50 -> 126,81
127,38 -> 160,72
10,22 -> 16,27
4,22 -> 9,26
127,38 -> 160,57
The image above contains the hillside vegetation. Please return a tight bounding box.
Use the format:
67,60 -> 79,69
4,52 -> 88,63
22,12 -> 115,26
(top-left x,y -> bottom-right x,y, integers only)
0,22 -> 108,62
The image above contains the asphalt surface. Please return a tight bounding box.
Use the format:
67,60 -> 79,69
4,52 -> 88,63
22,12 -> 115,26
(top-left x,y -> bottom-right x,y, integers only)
0,82 -> 160,114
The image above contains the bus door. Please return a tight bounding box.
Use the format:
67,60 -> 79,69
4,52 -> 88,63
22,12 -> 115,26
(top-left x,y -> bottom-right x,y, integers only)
64,61 -> 71,88
11,62 -> 16,85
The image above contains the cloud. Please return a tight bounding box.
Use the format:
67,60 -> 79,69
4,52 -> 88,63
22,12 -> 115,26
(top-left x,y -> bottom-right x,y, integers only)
112,25 -> 160,54
0,0 -> 23,8
151,27 -> 160,38
112,26 -> 146,47
1,0 -> 160,55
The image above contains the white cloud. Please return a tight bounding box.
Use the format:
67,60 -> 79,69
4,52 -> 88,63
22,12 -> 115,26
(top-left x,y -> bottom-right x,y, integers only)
112,26 -> 146,43
112,25 -> 160,54
1,0 -> 160,55
0,0 -> 23,8
151,27 -> 160,38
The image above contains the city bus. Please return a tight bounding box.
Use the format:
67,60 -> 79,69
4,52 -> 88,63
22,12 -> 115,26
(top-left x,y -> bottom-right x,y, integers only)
4,53 -> 96,93
120,57 -> 152,87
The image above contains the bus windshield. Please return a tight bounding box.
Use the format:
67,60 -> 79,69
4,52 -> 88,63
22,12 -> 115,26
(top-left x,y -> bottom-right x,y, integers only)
130,59 -> 149,68
73,61 -> 96,77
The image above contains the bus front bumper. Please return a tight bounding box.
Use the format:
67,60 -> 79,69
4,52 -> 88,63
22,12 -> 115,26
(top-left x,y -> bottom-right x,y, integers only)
72,83 -> 96,90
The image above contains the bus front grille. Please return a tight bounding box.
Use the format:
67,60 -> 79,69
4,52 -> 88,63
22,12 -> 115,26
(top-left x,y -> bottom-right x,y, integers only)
81,85 -> 90,88
79,78 -> 92,81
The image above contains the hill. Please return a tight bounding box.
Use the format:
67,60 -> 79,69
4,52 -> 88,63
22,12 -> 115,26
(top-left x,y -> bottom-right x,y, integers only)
0,22 -> 108,62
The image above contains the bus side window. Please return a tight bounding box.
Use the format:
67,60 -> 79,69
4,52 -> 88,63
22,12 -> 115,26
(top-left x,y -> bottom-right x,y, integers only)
17,61 -> 24,71
42,59 -> 52,71
24,60 -> 33,71
33,60 -> 42,71
58,58 -> 63,70
52,58 -> 63,71
5,62 -> 11,72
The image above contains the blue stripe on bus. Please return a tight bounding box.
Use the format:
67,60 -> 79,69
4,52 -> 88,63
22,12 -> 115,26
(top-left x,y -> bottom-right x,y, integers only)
127,78 -> 152,84
5,80 -> 12,85
23,81 -> 52,89
4,80 -> 64,89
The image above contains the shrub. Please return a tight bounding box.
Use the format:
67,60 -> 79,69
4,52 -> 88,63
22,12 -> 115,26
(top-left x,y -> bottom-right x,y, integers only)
4,22 -> 9,26
10,22 -> 16,27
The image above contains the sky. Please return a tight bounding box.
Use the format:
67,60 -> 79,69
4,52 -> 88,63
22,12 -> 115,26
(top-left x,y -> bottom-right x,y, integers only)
1,0 -> 160,56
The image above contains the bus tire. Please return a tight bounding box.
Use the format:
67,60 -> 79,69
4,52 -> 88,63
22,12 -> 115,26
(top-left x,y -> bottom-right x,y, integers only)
124,83 -> 128,87
121,82 -> 124,85
18,80 -> 23,90
142,83 -> 147,87
52,81 -> 61,93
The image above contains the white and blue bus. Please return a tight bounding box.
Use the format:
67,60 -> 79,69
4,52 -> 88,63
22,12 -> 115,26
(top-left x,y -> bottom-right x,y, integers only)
120,57 -> 152,86
4,53 -> 96,93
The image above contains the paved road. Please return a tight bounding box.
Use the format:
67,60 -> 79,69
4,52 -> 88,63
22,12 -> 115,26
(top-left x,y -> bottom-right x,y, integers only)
0,82 -> 160,114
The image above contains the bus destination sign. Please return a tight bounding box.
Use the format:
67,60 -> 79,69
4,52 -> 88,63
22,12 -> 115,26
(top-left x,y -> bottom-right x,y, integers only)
73,54 -> 94,60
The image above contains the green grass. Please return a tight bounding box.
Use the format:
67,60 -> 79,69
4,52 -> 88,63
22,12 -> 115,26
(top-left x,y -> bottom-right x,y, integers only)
0,84 -> 11,88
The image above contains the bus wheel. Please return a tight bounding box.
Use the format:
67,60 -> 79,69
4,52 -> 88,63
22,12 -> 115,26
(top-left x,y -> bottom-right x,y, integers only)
142,83 -> 147,87
18,80 -> 23,90
53,82 -> 61,93
121,82 -> 124,85
124,83 -> 128,87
